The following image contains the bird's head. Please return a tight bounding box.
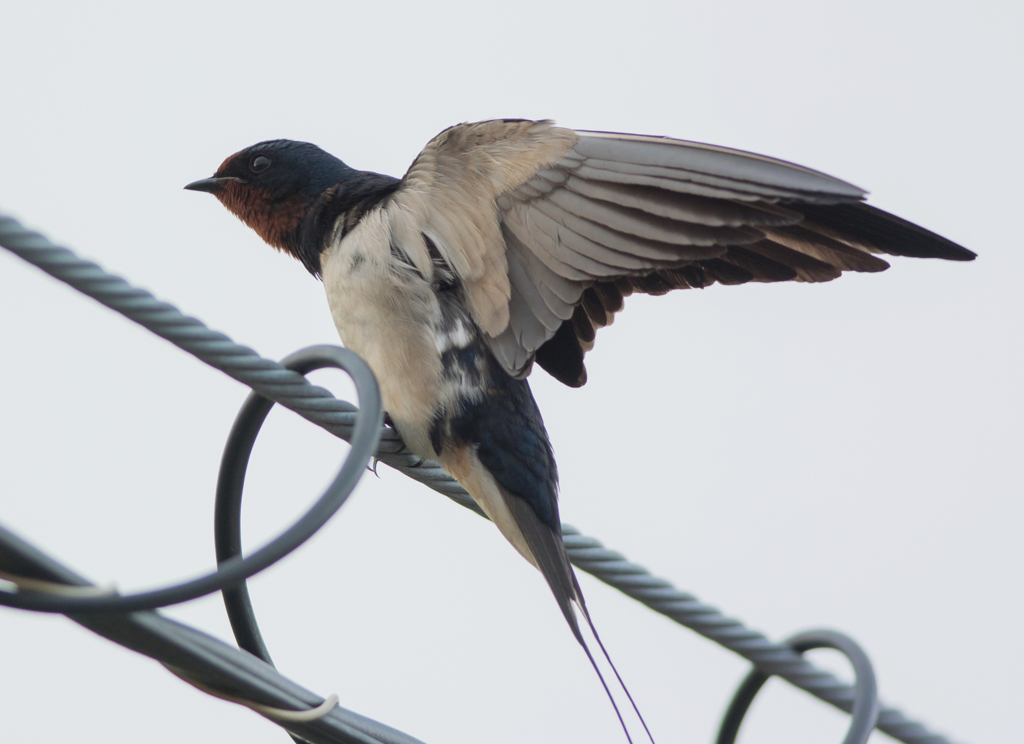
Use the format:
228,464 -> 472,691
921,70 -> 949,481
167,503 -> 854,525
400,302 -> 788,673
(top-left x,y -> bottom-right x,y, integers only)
185,139 -> 354,260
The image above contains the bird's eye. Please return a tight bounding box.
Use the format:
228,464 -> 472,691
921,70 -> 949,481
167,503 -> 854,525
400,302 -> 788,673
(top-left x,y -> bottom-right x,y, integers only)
250,155 -> 271,173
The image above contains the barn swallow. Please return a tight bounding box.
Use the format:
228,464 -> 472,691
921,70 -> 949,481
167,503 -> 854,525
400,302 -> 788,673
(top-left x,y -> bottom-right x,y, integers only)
186,119 -> 974,737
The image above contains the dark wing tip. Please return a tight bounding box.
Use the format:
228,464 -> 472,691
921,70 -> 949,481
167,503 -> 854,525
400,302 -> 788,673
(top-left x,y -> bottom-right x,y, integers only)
800,202 -> 976,261
535,319 -> 588,387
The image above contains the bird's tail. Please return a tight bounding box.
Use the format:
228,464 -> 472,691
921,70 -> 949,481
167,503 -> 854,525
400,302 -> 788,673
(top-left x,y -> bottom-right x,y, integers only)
572,571 -> 655,744
503,491 -> 654,744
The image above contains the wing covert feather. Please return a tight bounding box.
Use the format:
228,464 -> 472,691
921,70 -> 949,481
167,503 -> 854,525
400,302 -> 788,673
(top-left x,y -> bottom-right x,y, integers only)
390,120 -> 578,336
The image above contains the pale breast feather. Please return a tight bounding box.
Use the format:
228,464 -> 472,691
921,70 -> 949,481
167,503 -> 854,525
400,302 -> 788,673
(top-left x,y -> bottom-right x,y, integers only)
320,209 -> 446,460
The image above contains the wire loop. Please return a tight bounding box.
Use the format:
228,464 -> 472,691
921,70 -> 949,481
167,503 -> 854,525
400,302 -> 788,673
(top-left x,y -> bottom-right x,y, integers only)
213,346 -> 379,744
0,345 -> 383,614
716,629 -> 879,744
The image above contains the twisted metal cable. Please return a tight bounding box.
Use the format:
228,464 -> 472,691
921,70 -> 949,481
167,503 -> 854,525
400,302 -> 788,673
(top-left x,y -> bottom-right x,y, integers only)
0,524 -> 427,744
562,528 -> 949,744
0,212 -> 955,744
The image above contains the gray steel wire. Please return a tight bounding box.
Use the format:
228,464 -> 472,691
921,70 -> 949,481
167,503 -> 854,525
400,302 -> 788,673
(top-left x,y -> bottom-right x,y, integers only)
0,524 -> 426,744
0,212 -> 956,744
561,527 -> 948,743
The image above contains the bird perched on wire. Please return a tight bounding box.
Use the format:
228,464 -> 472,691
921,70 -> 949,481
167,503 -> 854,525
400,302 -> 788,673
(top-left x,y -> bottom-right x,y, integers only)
186,119 -> 974,736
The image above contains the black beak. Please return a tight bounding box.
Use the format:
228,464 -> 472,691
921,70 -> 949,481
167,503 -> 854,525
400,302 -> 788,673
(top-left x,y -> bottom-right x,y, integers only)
183,176 -> 243,194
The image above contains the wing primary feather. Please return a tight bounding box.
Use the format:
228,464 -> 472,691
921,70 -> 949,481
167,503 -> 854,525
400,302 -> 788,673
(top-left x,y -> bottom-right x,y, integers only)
571,133 -> 866,198
761,225 -> 890,273
614,277 -> 637,298
579,156 -> 837,201
645,269 -> 697,291
631,271 -> 685,295
574,163 -> 775,201
796,202 -> 976,260
546,189 -> 767,247
529,200 -> 735,263
743,240 -> 842,282
562,175 -> 804,227
534,320 -> 587,386
573,304 -> 596,349
719,246 -> 800,282
700,258 -> 755,285
581,287 -> 609,327
592,282 -> 626,314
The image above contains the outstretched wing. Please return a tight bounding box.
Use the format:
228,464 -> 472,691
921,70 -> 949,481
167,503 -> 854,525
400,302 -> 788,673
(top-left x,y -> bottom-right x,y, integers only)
390,120 -> 975,387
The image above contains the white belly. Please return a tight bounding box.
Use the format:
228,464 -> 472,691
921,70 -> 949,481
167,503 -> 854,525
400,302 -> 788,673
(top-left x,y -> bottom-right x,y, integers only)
319,215 -> 444,460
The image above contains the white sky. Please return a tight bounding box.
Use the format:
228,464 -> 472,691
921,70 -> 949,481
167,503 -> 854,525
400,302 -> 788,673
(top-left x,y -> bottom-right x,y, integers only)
1,1 -> 1020,743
